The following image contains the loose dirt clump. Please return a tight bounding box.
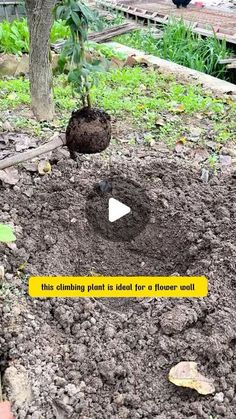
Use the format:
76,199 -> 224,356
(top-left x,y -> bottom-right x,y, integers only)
66,107 -> 111,157
0,146 -> 236,418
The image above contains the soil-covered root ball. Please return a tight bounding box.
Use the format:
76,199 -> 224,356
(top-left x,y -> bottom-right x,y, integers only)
66,107 -> 111,156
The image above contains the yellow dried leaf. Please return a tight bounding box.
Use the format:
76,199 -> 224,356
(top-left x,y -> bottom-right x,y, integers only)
168,361 -> 215,395
172,104 -> 185,113
178,136 -> 187,144
38,160 -> 52,175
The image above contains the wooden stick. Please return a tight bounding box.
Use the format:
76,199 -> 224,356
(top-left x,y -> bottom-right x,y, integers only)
51,23 -> 138,51
218,58 -> 236,64
0,134 -> 66,171
227,63 -> 236,69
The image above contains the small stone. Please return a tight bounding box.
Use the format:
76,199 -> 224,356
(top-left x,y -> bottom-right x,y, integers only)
3,365 -> 32,409
31,412 -> 42,419
104,326 -> 116,338
5,273 -> 13,280
6,242 -> 17,250
90,317 -> 96,325
214,392 -> 224,403
219,155 -> 232,166
65,383 -> 78,396
0,265 -> 4,282
201,168 -> 209,183
214,404 -> 226,415
2,120 -> 13,131
23,188 -> 34,198
114,393 -> 124,405
3,204 -> 10,211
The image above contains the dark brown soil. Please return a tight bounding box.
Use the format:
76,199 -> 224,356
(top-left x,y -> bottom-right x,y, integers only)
0,145 -> 236,419
66,107 -> 111,157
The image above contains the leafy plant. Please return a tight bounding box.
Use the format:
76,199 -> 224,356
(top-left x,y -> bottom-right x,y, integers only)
55,0 -> 102,107
0,18 -> 71,54
88,42 -> 126,61
0,224 -> 16,243
50,19 -> 70,43
0,68 -> 235,148
0,19 -> 29,54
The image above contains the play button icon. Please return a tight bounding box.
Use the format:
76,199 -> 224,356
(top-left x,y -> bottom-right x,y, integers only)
109,198 -> 131,223
85,176 -> 150,242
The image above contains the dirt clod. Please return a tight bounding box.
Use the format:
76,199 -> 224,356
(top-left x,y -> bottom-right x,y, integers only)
66,107 -> 111,156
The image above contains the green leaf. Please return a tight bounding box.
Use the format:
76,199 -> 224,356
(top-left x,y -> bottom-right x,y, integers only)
54,5 -> 66,20
68,69 -> 82,84
72,43 -> 81,65
71,11 -> 81,27
0,224 -> 16,243
77,3 -> 96,22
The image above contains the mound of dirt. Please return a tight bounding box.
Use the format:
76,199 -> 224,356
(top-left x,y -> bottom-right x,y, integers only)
0,147 -> 236,418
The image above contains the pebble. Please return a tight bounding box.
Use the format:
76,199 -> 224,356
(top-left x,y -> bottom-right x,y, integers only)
214,392 -> 224,403
65,383 -> 79,396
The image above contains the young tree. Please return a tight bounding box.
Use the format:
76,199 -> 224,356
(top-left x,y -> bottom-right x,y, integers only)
25,0 -> 57,121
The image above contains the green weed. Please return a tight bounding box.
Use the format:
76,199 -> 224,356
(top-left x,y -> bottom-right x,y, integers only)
0,68 -> 234,148
0,18 -> 69,54
0,19 -> 29,54
116,19 -> 233,80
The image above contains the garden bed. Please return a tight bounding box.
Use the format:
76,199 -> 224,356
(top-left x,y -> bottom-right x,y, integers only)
0,143 -> 236,418
1,63 -> 236,418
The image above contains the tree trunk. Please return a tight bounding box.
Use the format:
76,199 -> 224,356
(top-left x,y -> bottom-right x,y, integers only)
25,0 -> 57,121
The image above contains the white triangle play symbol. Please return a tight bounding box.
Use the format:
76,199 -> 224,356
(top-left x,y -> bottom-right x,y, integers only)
109,198 -> 131,223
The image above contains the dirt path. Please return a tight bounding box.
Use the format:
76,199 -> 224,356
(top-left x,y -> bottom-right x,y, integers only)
0,143 -> 236,418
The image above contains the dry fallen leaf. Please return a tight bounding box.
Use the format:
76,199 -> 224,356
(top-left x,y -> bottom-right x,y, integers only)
38,160 -> 52,175
169,361 -> 215,395
192,148 -> 209,163
124,55 -> 149,68
172,104 -> 185,113
0,167 -> 20,185
175,138 -> 187,154
155,118 -> 165,127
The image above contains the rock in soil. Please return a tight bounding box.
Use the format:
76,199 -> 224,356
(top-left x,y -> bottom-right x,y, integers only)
3,365 -> 32,409
66,107 -> 111,156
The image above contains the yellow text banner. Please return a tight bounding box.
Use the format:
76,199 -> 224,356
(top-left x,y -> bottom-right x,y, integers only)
29,276 -> 208,298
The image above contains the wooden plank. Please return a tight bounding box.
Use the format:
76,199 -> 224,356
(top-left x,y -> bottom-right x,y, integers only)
219,58 -> 236,64
14,3 -> 19,18
4,4 -> 9,20
227,63 -> 236,69
96,0 -> 236,45
51,23 -> 139,51
0,1 -> 22,4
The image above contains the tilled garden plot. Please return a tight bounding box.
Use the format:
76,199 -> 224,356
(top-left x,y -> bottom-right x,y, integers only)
0,147 -> 236,419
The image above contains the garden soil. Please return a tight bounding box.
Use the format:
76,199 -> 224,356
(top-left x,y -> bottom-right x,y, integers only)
0,145 -> 236,419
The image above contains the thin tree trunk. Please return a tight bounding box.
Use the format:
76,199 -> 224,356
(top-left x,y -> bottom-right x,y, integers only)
25,0 -> 57,121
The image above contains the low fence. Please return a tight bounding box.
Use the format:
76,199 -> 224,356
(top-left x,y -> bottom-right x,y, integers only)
0,1 -> 25,21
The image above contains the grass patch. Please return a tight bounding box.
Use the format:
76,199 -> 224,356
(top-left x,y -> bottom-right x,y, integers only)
0,67 -> 235,147
115,19 -> 233,80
